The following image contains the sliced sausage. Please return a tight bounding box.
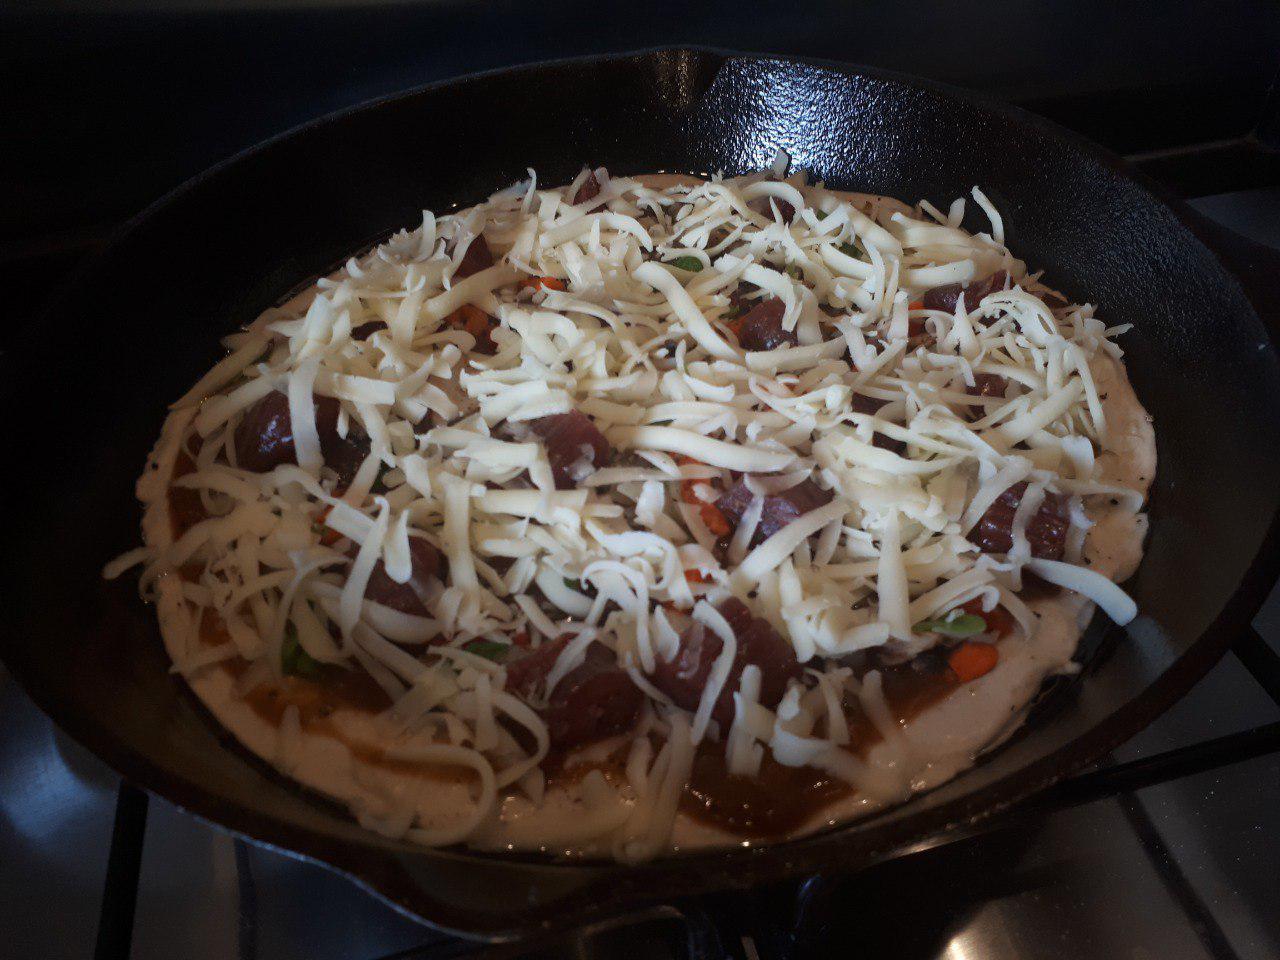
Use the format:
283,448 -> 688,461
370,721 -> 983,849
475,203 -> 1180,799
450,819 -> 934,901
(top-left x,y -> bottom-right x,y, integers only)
527,410 -> 612,489
855,394 -> 885,417
234,390 -> 296,472
736,297 -> 797,352
359,536 -> 444,617
968,481 -> 1070,560
651,597 -> 801,728
850,393 -> 887,417
922,269 -> 1010,315
751,197 -> 796,223
572,170 -> 602,205
968,373 -> 1008,398
169,486 -> 207,535
351,320 -> 388,341
506,637 -> 643,751
234,391 -> 370,483
322,427 -> 373,485
454,235 -> 494,280
714,477 -> 833,547
850,393 -> 907,455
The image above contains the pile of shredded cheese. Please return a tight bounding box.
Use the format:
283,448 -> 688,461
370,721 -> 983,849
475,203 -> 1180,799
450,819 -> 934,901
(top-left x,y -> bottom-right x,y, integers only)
109,161 -> 1146,861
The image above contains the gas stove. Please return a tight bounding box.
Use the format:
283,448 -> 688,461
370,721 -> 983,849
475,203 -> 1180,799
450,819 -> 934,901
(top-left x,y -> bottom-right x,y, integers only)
3,11 -> 1280,958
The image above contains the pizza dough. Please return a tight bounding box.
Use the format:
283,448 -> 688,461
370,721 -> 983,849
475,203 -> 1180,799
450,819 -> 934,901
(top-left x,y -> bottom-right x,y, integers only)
114,166 -> 1155,861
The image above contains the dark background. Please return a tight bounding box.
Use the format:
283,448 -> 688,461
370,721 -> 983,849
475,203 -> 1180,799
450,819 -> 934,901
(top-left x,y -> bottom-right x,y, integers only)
4,0 -> 1279,261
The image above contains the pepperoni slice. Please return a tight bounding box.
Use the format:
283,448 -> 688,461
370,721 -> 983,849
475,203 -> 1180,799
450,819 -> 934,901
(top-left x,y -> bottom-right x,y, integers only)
506,637 -> 643,750
714,477 -> 833,547
527,410 -> 612,489
651,598 -> 801,728
968,481 -> 1070,561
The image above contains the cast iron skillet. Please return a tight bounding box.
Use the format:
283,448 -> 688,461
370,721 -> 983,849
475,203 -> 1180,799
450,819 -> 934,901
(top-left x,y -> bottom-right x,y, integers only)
5,48 -> 1280,941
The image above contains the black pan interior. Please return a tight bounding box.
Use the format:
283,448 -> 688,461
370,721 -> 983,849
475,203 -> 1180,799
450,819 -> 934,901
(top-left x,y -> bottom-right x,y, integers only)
5,49 -> 1280,939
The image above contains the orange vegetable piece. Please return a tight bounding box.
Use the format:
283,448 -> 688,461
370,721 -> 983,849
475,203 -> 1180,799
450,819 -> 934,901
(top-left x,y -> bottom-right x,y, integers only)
676,454 -> 732,535
519,275 -> 567,292
948,641 -> 999,683
908,299 -> 925,310
315,502 -> 343,546
446,303 -> 490,335
677,454 -> 707,505
700,502 -> 732,537
443,303 -> 497,353
684,568 -> 709,583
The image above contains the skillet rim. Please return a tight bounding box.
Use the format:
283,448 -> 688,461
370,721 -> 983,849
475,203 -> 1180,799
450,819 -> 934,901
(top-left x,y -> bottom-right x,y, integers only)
9,45 -> 1280,940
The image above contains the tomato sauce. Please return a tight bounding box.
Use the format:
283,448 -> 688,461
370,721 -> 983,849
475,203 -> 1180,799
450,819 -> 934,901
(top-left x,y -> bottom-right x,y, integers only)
169,449 -> 207,535
198,607 -> 476,784
678,659 -> 961,838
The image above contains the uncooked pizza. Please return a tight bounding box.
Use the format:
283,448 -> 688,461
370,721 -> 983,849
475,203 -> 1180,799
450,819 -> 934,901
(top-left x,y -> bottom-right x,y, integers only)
107,161 -> 1154,861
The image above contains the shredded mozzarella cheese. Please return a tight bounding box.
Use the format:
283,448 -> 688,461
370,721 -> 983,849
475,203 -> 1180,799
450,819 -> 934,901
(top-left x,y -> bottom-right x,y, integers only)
118,163 -> 1148,863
